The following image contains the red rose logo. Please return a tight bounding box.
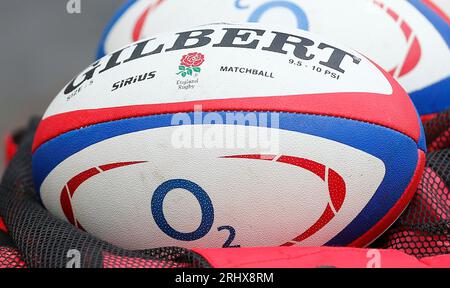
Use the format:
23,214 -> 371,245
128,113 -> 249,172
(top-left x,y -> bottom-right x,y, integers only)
177,52 -> 205,77
181,52 -> 205,67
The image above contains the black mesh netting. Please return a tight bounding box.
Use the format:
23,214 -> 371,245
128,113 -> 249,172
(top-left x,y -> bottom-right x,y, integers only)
372,110 -> 450,257
1,110 -> 450,268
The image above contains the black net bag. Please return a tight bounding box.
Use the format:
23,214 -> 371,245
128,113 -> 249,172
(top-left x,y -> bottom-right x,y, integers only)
372,110 -> 450,257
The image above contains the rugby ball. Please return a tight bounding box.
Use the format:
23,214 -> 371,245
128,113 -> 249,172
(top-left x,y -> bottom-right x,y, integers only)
98,0 -> 450,116
33,23 -> 426,250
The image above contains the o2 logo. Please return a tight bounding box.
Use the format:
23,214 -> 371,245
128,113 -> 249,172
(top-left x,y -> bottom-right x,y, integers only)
235,0 -> 309,30
60,156 -> 346,247
151,179 -> 240,247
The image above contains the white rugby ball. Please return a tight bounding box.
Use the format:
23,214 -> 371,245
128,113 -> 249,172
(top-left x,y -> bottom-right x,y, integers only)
33,23 -> 425,250
98,0 -> 450,116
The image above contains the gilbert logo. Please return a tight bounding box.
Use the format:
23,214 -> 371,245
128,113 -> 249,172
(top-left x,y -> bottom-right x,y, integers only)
64,26 -> 361,95
177,52 -> 205,77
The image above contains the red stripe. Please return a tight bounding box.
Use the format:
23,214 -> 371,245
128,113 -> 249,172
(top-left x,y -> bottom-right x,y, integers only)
387,8 -> 399,21
399,37 -> 422,77
221,154 -> 276,161
60,186 -> 76,226
373,0 -> 384,9
222,155 -> 326,180
422,0 -> 450,25
277,156 -> 326,180
67,168 -> 100,198
76,221 -> 86,232
328,168 -> 346,212
132,0 -> 165,42
32,59 -> 420,152
99,161 -> 147,171
32,94 -> 420,155
222,154 -> 346,243
388,68 -> 396,76
400,21 -> 412,40
132,6 -> 150,41
61,168 -> 100,227
376,2 -> 421,78
60,162 -> 146,230
349,149 -> 426,247
373,1 -> 423,78
292,204 -> 335,242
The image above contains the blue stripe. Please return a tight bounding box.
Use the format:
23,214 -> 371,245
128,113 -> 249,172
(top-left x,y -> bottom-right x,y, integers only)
406,0 -> 450,115
96,0 -> 138,59
416,108 -> 427,151
410,76 -> 450,115
408,0 -> 450,47
32,112 -> 419,246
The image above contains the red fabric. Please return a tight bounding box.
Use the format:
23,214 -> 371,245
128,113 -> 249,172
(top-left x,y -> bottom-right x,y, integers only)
0,247 -> 26,268
421,113 -> 438,123
4,134 -> 17,165
193,246 -> 450,268
0,218 -> 7,234
427,127 -> 450,152
420,254 -> 450,268
102,252 -> 190,268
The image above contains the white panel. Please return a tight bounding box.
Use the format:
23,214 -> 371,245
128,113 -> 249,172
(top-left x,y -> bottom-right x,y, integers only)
41,125 -> 386,249
44,22 -> 391,118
